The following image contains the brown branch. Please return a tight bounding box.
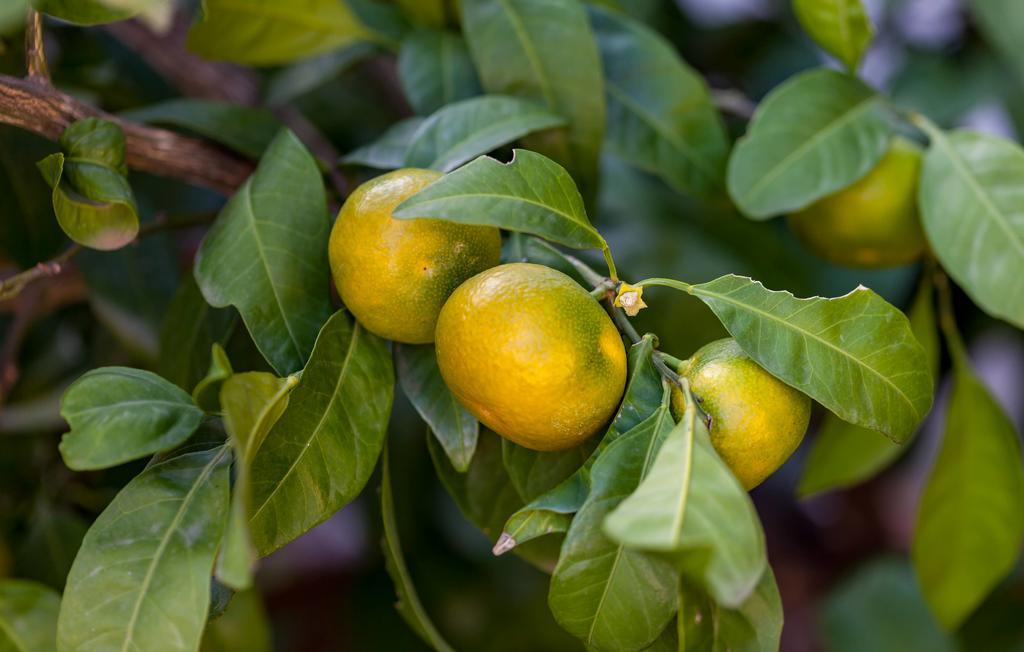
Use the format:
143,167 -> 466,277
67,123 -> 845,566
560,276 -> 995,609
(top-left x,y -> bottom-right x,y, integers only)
25,9 -> 50,84
0,74 -> 254,194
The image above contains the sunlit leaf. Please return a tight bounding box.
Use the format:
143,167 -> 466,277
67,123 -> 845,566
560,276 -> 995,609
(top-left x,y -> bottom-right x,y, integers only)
0,580 -> 60,652
398,30 -> 481,115
793,0 -> 874,71
32,0 -> 133,25
727,68 -> 891,219
58,447 -> 231,652
248,311 -> 393,555
59,367 -> 204,470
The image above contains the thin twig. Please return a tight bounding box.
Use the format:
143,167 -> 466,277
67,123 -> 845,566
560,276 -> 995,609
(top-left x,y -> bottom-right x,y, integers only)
25,9 -> 49,84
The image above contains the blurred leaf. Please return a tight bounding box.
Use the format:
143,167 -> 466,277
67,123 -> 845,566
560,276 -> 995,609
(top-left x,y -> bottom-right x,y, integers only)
187,0 -> 374,66
249,311 -> 393,555
394,149 -> 607,251
381,448 -> 455,652
672,569 -> 784,652
265,43 -> 377,106
159,275 -> 237,393
502,438 -> 594,503
341,117 -> 426,170
589,6 -> 728,198
0,0 -> 26,35
195,129 -> 332,376
121,100 -> 281,159
792,0 -> 873,72
912,349 -> 1024,630
405,96 -> 567,172
395,343 -> 478,473
821,557 -> 954,652
727,68 -> 891,219
498,336 -> 662,552
37,118 -> 139,250
394,0 -> 447,27
217,372 -> 297,590
0,126 -> 66,269
605,388 -> 766,608
192,344 -> 234,413
15,502 -> 88,591
32,0 -> 133,25
915,118 -> 1024,329
548,382 -> 678,652
970,0 -> 1024,85
461,0 -> 605,203
58,447 -> 231,652
0,580 -> 60,652
798,278 -> 938,496
58,367 -> 204,471
674,275 -> 933,443
398,30 -> 481,115
200,590 -> 272,652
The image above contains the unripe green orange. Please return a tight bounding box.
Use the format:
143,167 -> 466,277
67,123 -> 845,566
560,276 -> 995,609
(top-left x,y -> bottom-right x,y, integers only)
671,338 -> 810,490
328,169 -> 501,344
787,137 -> 925,268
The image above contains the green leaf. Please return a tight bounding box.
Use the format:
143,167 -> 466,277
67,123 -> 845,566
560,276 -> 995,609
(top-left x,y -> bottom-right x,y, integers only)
0,0 -> 27,34
192,344 -> 235,413
381,448 -> 455,652
341,118 -> 426,170
187,0 -> 374,66
912,355 -> 1024,629
199,590 -> 272,652
548,386 -> 679,652
915,119 -> 1024,329
32,0 -> 133,25
677,275 -> 933,443
727,68 -> 891,219
405,96 -> 567,172
821,557 -> 954,652
398,30 -> 481,115
37,118 -> 139,250
497,336 -> 662,553
15,502 -> 88,591
159,275 -> 237,393
248,311 -> 393,555
195,129 -> 332,376
604,388 -> 766,607
58,367 -> 204,471
394,0 -> 447,27
394,149 -> 606,251
0,580 -> 60,652
589,6 -> 728,198
461,0 -> 605,203
502,438 -> 595,503
968,0 -> 1024,85
395,344 -> 478,472
265,43 -> 378,106
121,100 -> 281,159
58,447 -> 231,652
674,569 -> 784,652
793,0 -> 874,71
217,372 -> 298,590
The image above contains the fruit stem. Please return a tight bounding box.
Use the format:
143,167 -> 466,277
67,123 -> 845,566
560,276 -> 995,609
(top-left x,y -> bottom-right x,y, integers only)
633,277 -> 694,293
655,350 -> 686,370
601,245 -> 619,281
933,268 -> 969,369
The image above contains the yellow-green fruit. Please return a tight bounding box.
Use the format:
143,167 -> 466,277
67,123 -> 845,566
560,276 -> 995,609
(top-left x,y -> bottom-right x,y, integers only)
787,137 -> 925,268
435,263 -> 627,451
671,339 -> 810,490
328,168 -> 502,344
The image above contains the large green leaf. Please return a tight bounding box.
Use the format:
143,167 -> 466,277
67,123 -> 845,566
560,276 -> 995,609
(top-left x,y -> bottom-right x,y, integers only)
187,0 -> 373,65
58,367 -> 204,471
793,0 -> 874,72
650,275 -> 933,443
217,372 -> 297,590
195,129 -> 332,376
461,0 -> 605,203
0,580 -> 60,652
341,118 -> 426,170
121,100 -> 281,159
497,336 -> 662,553
395,344 -> 478,473
381,448 -> 455,652
969,0 -> 1024,85
668,570 -> 783,652
159,275 -> 237,393
37,118 -> 139,251
912,350 -> 1024,630
398,29 -> 481,115
604,388 -> 766,608
915,119 -> 1024,329
405,96 -> 567,172
797,279 -> 938,496
248,311 -> 393,555
58,448 -> 231,652
548,383 -> 678,652
394,149 -> 606,251
589,6 -> 728,198
726,68 -> 891,219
